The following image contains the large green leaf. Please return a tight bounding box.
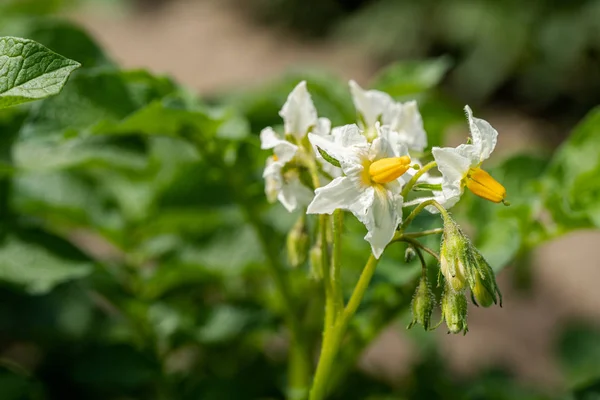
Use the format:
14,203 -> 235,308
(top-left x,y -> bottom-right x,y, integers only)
0,236 -> 93,294
0,36 -> 80,109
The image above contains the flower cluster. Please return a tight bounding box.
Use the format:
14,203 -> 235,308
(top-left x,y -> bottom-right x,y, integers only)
260,80 -> 506,334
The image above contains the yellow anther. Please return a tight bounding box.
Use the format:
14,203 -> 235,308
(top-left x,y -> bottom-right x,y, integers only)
466,167 -> 506,203
272,154 -> 279,162
368,156 -> 411,184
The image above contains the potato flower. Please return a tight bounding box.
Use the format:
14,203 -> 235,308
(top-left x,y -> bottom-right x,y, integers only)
307,123 -> 411,258
431,106 -> 506,209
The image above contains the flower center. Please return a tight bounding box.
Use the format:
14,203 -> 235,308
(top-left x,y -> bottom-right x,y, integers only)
466,167 -> 506,203
368,156 -> 411,184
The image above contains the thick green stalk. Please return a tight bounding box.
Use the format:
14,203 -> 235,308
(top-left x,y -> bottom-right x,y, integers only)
309,254 -> 380,400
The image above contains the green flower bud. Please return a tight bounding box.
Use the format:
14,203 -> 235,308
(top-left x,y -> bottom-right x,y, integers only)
309,240 -> 323,281
440,217 -> 470,292
469,248 -> 502,307
286,216 -> 309,268
404,246 -> 416,263
441,287 -> 468,335
408,276 -> 435,330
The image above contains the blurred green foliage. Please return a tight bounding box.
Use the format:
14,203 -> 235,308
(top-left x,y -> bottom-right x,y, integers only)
243,0 -> 600,113
1,1 -> 600,399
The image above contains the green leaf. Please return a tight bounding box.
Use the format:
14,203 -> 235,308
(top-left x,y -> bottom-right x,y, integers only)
0,36 -> 80,109
0,236 -> 93,294
543,107 -> 600,230
317,146 -> 341,168
371,57 -> 452,97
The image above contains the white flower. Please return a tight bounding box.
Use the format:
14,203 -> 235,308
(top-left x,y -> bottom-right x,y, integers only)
260,81 -> 324,212
431,105 -> 505,209
261,127 -> 313,212
349,80 -> 427,152
307,124 -> 411,258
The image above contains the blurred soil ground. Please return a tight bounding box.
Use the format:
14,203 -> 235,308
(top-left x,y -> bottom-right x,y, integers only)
68,0 -> 600,393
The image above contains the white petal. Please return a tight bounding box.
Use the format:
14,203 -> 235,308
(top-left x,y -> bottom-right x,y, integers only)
313,117 -> 331,137
264,158 -> 282,203
307,176 -> 370,215
260,127 -> 283,150
278,177 -> 314,212
371,125 -> 409,160
385,101 -> 428,152
330,124 -> 368,148
464,105 -> 498,162
362,188 -> 403,259
260,127 -> 298,163
349,80 -> 394,128
431,146 -> 471,211
280,81 -> 318,139
432,147 -> 470,184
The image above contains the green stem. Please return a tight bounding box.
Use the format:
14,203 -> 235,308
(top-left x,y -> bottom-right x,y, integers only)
331,209 -> 344,317
309,254 -> 380,400
399,199 -> 448,234
305,155 -> 335,332
396,236 -> 440,261
402,228 -> 444,238
401,161 -> 437,198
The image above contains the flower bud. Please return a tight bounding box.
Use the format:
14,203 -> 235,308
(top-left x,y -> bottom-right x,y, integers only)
309,240 -> 323,281
404,246 -> 416,263
408,276 -> 435,330
440,217 -> 469,292
286,216 -> 309,268
441,287 -> 468,335
469,249 -> 502,307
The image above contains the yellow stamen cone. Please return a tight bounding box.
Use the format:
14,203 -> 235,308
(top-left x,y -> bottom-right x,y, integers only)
369,156 -> 411,184
466,167 -> 506,203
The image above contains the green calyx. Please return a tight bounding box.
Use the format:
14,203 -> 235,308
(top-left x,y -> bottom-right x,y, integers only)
408,276 -> 436,331
441,286 -> 468,335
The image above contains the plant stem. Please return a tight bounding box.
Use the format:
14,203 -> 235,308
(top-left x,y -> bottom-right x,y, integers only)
397,236 -> 440,261
401,161 -> 437,198
331,209 -> 344,317
399,199 -> 448,233
402,228 -> 444,238
309,254 -> 380,400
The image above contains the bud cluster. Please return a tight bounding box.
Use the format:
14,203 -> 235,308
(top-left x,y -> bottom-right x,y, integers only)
438,215 -> 502,334
408,214 -> 502,334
